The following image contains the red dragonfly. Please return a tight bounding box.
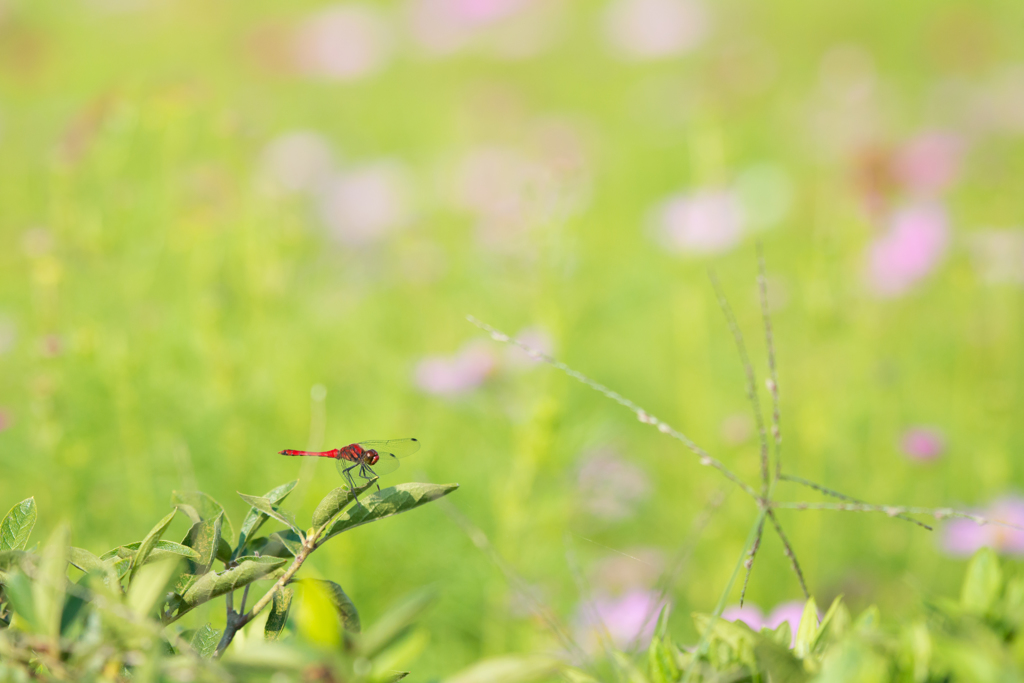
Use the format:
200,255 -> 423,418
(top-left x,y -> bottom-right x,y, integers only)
279,438 -> 420,490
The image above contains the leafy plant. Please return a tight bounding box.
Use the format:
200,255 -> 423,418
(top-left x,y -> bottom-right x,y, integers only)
0,477 -> 458,681
558,547 -> 1024,682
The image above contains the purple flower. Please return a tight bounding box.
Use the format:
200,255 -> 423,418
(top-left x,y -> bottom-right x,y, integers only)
943,496 -> 1024,556
256,131 -> 335,195
576,590 -> 666,651
900,426 -> 945,462
576,449 -> 651,521
317,161 -> 412,246
652,189 -> 745,256
294,4 -> 392,81
414,343 -> 496,396
866,203 -> 949,297
603,0 -> 709,61
893,132 -> 964,197
722,600 -> 809,646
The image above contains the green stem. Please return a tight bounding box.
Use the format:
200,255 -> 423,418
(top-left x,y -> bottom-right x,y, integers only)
214,540 -> 314,658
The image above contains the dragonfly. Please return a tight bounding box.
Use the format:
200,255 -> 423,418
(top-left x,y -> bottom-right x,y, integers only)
279,438 -> 420,491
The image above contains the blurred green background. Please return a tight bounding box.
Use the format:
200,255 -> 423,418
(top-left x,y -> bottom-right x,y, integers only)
1,0 -> 1023,676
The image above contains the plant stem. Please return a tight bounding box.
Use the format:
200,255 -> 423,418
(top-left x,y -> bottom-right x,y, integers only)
214,541 -> 314,658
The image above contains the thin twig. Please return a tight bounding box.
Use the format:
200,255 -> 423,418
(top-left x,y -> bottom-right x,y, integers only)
779,474 -> 933,531
466,315 -> 760,500
682,513 -> 767,683
766,509 -> 809,599
740,514 -> 766,607
709,271 -> 771,498
773,500 -> 1024,531
756,244 -> 782,483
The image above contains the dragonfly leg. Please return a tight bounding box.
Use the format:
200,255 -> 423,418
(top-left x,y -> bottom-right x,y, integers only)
341,464 -> 358,491
360,465 -> 381,491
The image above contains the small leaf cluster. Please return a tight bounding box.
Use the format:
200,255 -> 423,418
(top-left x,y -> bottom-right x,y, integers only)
563,547 -> 1024,683
0,477 -> 458,682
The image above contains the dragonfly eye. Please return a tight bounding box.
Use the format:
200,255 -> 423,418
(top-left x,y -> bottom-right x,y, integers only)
368,450 -> 379,465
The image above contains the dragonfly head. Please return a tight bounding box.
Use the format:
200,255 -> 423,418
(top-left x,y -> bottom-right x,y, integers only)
365,449 -> 380,465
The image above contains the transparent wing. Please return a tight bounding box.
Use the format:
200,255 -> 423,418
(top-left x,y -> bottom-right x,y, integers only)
368,453 -> 400,476
356,438 -> 420,459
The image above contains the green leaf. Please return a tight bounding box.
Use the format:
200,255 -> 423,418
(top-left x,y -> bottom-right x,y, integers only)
33,524 -> 69,642
237,492 -> 304,539
654,603 -> 671,640
128,509 -> 178,583
68,547 -> 105,574
189,623 -> 222,658
171,491 -> 235,541
793,597 -> 819,659
296,579 -> 360,632
176,556 -> 288,617
320,483 -> 459,543
216,535 -> 233,564
312,480 -> 378,529
127,557 -> 180,617
101,540 -> 201,564
754,636 -> 809,683
267,530 -> 303,558
442,655 -> 558,683
358,588 -> 434,658
648,636 -> 679,683
181,513 -> 222,575
0,498 -> 37,552
812,595 -> 850,653
235,481 -> 297,559
961,546 -> 1003,614
4,571 -> 36,628
264,586 -> 293,642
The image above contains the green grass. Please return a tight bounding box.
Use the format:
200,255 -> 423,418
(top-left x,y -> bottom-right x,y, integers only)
1,0 -> 1023,676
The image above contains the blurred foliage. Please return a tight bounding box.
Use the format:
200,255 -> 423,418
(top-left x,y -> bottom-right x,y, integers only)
0,0 -> 1023,678
0,477 -> 457,681
564,547 -> 1024,682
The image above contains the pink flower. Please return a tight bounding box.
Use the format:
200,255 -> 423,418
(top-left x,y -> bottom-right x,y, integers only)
576,449 -> 651,521
866,203 -> 949,297
893,132 -> 964,197
256,131 -> 335,195
901,426 -> 945,462
294,4 -> 392,81
414,343 -> 496,395
577,590 -> 666,650
943,496 -> 1024,556
317,161 -> 412,245
653,189 -> 745,256
603,0 -> 709,61
722,600 -> 809,646
453,137 -> 590,249
407,0 -> 557,59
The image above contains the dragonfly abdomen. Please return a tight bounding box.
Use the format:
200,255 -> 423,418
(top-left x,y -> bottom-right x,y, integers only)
279,449 -> 342,459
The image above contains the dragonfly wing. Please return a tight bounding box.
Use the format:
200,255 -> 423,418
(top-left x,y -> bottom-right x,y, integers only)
356,438 -> 420,458
368,453 -> 401,476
